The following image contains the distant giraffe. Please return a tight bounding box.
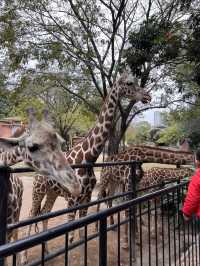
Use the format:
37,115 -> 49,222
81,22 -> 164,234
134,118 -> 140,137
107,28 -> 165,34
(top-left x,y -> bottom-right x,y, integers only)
21,72 -> 151,264
96,145 -> 193,225
97,166 -> 194,223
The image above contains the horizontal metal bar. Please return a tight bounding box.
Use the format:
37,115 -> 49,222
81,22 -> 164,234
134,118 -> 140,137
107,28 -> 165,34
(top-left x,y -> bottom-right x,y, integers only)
8,177 -> 184,231
27,218 -> 129,266
8,160 -> 142,174
8,191 -> 132,230
0,181 -> 188,257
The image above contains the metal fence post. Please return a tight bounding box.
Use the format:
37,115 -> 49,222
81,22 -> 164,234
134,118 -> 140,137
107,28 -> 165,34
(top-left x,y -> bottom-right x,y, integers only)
99,217 -> 107,266
0,166 -> 10,266
128,162 -> 137,265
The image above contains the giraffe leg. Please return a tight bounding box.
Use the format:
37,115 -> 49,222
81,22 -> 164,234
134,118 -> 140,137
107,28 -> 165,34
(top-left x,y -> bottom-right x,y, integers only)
67,198 -> 77,243
21,191 -> 45,265
78,192 -> 92,266
107,184 -> 117,227
11,229 -> 22,266
95,189 -> 107,231
39,192 -> 57,255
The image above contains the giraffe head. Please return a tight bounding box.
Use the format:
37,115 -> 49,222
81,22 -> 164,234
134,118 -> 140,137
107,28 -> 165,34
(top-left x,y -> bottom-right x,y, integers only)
0,108 -> 81,197
117,72 -> 151,104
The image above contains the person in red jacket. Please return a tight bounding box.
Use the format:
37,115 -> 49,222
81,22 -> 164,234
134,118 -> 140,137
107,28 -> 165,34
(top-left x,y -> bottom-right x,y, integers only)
182,149 -> 200,221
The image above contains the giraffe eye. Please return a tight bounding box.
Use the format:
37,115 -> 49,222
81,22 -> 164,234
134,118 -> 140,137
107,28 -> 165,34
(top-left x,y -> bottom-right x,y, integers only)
28,144 -> 40,152
126,82 -> 133,86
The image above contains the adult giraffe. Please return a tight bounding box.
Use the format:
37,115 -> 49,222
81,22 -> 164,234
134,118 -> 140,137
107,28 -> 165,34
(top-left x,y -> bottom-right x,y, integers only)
0,107 -> 81,265
21,72 -> 151,257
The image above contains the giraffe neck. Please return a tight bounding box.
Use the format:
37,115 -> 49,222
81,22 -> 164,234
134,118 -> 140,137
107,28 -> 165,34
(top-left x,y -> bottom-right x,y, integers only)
0,147 -> 25,166
139,167 -> 193,189
107,146 -> 193,165
66,83 -> 129,164
128,146 -> 193,165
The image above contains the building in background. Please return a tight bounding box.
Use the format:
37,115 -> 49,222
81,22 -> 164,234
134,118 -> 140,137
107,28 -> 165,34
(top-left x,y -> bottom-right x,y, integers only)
0,117 -> 24,137
154,111 -> 166,128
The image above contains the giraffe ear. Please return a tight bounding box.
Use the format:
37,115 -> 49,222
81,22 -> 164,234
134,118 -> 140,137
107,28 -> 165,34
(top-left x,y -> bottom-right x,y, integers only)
26,107 -> 39,130
0,135 -> 26,149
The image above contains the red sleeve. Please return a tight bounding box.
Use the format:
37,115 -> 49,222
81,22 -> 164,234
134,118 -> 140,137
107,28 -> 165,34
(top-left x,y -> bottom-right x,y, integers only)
182,170 -> 200,218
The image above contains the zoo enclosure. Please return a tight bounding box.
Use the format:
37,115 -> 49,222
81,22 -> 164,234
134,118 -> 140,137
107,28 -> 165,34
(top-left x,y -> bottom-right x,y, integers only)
0,161 -> 198,266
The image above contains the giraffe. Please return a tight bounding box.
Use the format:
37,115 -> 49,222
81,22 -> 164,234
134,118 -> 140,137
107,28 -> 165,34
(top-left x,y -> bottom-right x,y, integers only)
0,107 -> 81,265
20,72 -> 151,264
97,165 -> 194,222
96,145 -> 194,226
0,108 -> 81,196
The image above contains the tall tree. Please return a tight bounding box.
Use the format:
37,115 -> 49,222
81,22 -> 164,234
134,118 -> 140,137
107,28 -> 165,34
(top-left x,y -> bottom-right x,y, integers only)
1,0 -> 198,154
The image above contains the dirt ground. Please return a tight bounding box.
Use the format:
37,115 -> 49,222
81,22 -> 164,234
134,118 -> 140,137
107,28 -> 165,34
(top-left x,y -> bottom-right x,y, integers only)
7,163 -> 193,266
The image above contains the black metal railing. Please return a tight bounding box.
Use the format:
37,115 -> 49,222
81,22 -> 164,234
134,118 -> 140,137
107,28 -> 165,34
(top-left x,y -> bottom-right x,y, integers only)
0,161 -> 197,266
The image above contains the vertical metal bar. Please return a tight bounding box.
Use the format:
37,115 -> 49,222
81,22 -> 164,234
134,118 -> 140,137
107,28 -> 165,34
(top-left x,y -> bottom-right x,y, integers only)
99,217 -> 107,266
0,166 -> 10,266
12,254 -> 16,266
65,232 -> 68,266
167,193 -> 171,266
194,218 -> 197,266
191,217 -> 194,266
187,221 -> 190,266
154,199 -> 158,266
128,162 -> 137,265
41,242 -> 45,266
84,226 -> 87,266
117,212 -> 121,266
176,186 -> 181,266
139,203 -> 143,266
161,195 -> 165,266
148,200 -> 151,266
182,187 -> 186,266
172,192 -> 176,266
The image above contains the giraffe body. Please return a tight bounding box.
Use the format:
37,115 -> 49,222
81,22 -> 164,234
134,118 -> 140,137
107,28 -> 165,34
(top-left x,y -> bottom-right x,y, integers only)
0,108 -> 77,265
20,72 -> 151,264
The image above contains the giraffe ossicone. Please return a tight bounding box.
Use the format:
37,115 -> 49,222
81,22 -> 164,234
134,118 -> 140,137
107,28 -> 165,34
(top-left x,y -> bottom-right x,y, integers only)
0,107 -> 81,197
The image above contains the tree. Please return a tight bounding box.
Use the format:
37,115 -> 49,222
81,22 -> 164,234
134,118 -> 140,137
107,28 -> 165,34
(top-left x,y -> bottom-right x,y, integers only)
126,121 -> 151,145
1,0 -> 199,154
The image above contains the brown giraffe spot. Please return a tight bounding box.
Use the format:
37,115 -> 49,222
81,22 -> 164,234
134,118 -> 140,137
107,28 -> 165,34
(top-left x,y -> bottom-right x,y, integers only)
74,145 -> 81,152
108,102 -> 114,109
93,148 -> 99,156
78,168 -> 86,176
124,154 -> 129,161
83,177 -> 89,185
82,141 -> 89,151
100,126 -> 104,133
90,137 -> 94,147
71,152 -> 76,157
102,104 -> 107,113
105,113 -> 112,121
105,122 -> 110,129
102,131 -> 108,138
67,157 -> 73,164
77,151 -> 83,161
94,127 -> 100,135
155,151 -> 161,157
99,115 -> 104,124
163,153 -> 169,159
91,178 -> 96,188
146,151 -> 153,156
41,184 -> 46,192
95,136 -> 102,144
